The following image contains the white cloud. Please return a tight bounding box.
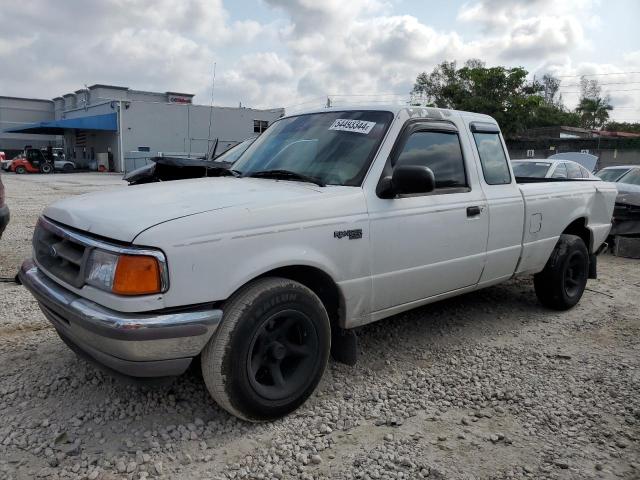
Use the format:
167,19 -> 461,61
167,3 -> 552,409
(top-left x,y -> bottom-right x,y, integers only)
0,0 -> 637,122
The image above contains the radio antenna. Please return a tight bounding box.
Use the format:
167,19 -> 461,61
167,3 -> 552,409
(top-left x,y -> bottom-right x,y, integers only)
207,62 -> 217,160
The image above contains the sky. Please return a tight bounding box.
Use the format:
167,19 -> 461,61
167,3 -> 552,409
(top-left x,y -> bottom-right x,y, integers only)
1,0 -> 639,122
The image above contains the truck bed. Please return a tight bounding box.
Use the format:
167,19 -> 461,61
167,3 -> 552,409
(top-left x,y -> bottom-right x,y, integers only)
515,179 -> 617,276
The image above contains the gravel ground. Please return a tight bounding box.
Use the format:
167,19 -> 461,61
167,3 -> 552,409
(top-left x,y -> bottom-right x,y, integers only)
0,172 -> 638,480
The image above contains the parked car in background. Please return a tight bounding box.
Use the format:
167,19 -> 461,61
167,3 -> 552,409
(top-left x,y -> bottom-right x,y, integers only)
596,165 -> 640,192
0,153 -> 12,171
19,105 -> 617,421
124,136 -> 256,185
0,175 -> 9,239
512,159 -> 597,180
54,157 -> 76,172
597,166 -> 640,238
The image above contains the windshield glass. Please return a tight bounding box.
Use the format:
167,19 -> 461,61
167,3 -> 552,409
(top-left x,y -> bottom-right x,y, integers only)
233,110 -> 393,186
512,161 -> 551,177
596,168 -> 630,182
618,168 -> 640,186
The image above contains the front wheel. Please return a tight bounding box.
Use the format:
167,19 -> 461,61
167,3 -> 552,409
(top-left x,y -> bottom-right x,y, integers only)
201,277 -> 331,421
534,234 -> 589,310
15,166 -> 26,174
40,163 -> 53,174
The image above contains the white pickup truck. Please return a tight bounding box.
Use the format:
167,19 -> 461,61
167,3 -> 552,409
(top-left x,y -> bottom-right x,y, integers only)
19,106 -> 617,421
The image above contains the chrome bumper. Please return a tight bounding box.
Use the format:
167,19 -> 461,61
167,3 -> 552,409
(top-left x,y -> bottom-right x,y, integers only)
19,259 -> 223,377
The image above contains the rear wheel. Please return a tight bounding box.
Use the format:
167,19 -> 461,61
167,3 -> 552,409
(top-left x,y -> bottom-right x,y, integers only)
534,234 -> 589,310
15,166 -> 26,174
63,163 -> 74,172
40,163 -> 53,174
201,277 -> 331,421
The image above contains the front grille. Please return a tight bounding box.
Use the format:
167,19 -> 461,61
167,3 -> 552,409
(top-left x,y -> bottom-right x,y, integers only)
34,218 -> 89,288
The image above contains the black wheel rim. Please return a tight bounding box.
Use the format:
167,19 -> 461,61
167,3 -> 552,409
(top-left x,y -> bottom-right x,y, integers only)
246,309 -> 318,401
564,252 -> 586,297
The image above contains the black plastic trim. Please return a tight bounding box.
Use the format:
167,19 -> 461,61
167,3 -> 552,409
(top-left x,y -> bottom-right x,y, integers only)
469,121 -> 500,133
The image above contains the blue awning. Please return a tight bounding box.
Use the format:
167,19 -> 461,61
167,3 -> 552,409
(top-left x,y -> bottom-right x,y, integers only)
4,113 -> 117,135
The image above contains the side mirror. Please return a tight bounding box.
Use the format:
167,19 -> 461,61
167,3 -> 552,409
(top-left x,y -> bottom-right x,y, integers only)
378,164 -> 436,198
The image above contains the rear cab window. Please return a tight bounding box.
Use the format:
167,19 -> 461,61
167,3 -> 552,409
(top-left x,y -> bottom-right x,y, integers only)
470,123 -> 512,185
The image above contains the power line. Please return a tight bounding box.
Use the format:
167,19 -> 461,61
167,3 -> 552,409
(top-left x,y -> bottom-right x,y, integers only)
557,80 -> 640,87
557,88 -> 640,93
551,71 -> 640,78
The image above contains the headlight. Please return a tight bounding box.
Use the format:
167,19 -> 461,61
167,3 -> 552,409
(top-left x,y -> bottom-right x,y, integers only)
85,249 -> 166,296
86,250 -> 119,290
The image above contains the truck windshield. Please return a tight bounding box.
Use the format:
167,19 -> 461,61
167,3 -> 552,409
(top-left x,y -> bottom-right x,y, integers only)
233,110 -> 393,186
512,161 -> 551,178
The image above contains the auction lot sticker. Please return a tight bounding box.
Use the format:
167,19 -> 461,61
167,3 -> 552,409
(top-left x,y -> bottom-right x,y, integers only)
329,119 -> 376,134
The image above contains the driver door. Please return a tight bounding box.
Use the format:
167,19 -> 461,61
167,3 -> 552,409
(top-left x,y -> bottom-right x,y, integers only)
367,121 -> 489,312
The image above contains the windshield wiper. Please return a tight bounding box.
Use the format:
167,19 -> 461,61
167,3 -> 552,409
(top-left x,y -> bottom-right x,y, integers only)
246,169 -> 325,187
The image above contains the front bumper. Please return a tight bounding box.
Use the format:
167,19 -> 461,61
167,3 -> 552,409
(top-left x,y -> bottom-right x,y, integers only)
0,204 -> 8,238
19,259 -> 222,377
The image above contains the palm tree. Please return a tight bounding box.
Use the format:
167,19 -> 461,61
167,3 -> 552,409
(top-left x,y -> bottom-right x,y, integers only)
576,97 -> 613,130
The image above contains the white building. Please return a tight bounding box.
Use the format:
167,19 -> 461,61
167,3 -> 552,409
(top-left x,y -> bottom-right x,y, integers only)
3,85 -> 283,172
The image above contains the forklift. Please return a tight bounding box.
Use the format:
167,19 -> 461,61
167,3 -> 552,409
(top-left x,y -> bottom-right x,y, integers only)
9,148 -> 53,174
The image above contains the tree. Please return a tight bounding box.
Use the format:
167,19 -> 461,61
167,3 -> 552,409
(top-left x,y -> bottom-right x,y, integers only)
540,74 -> 562,107
576,77 -> 613,129
412,60 -> 578,137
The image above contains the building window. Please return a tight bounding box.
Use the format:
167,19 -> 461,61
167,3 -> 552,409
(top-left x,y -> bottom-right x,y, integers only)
253,120 -> 269,133
138,146 -> 151,152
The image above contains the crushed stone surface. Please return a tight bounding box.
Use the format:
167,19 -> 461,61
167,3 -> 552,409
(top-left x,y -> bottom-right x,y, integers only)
0,172 -> 638,480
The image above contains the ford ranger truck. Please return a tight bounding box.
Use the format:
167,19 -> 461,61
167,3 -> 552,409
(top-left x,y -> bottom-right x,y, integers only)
19,106 -> 617,421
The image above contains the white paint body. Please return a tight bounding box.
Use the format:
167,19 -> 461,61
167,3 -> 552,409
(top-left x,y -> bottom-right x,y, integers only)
42,106 -> 618,328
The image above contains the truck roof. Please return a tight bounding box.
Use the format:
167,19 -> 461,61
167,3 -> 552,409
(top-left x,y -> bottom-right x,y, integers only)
286,104 -> 497,123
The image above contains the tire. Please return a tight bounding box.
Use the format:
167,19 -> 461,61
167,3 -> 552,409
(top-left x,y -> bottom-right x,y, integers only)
15,166 -> 26,174
534,234 -> 589,310
201,277 -> 331,421
63,163 -> 74,172
40,163 -> 53,174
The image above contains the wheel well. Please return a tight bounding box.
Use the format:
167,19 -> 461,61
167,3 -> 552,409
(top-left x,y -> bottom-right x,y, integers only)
256,266 -> 344,328
562,218 -> 592,252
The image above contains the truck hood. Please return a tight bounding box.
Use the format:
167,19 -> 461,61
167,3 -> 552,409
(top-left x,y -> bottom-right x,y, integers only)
44,177 -> 325,242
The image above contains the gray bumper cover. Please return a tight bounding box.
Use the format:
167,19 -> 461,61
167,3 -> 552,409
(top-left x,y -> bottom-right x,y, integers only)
19,259 -> 222,377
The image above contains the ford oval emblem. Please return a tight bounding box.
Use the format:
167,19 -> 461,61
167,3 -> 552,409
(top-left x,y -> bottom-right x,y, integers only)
49,245 -> 58,258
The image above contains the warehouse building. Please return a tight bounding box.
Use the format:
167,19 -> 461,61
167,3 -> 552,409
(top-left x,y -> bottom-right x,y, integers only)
0,96 -> 60,155
2,84 -> 283,172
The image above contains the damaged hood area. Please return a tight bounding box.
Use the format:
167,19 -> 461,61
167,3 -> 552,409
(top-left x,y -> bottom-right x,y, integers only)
611,190 -> 640,236
44,177 -> 325,242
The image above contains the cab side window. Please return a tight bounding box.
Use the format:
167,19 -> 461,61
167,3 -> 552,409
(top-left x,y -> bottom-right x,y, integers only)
552,163 -> 568,179
395,131 -> 467,190
472,132 -> 512,185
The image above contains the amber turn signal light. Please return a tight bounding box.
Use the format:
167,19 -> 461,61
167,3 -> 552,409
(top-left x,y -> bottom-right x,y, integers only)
113,255 -> 161,295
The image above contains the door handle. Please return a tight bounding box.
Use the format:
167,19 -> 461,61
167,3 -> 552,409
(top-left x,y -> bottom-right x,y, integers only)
467,206 -> 482,217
